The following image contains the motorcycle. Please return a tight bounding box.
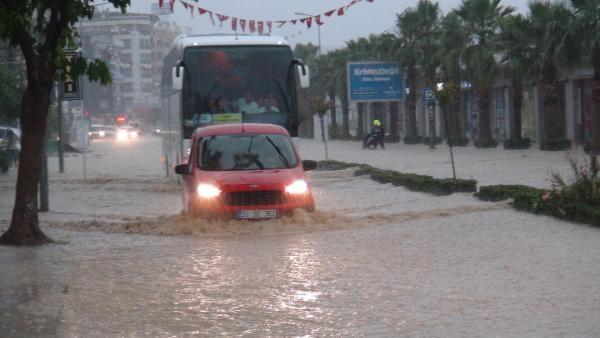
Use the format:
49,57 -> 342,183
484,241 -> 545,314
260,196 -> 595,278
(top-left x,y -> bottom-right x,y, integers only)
363,134 -> 380,149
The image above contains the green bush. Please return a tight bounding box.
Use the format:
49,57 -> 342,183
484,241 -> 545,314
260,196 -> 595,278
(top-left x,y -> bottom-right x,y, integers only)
423,137 -> 442,146
0,150 -> 9,173
474,138 -> 498,148
476,184 -> 543,202
403,136 -> 423,144
540,138 -> 571,151
317,160 -> 476,195
448,138 -> 470,147
503,138 -> 531,150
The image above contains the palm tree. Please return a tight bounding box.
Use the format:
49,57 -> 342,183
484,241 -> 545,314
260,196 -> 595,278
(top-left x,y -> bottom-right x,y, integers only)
498,13 -> 535,143
569,0 -> 600,156
527,1 -> 578,142
456,0 -> 514,147
396,7 -> 421,141
438,12 -> 468,143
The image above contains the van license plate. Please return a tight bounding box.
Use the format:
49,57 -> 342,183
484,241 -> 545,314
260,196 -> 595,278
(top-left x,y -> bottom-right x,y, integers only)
237,210 -> 277,219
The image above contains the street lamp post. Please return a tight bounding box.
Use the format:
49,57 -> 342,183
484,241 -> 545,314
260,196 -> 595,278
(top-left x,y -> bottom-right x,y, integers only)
294,12 -> 321,55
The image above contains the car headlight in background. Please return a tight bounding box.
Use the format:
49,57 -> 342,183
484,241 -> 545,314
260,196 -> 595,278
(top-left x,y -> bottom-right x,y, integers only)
130,131 -> 139,138
197,183 -> 221,198
117,129 -> 128,141
99,130 -> 106,137
285,180 -> 308,195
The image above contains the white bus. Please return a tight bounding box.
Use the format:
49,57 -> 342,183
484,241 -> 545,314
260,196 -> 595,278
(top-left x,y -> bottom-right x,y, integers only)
160,34 -> 310,175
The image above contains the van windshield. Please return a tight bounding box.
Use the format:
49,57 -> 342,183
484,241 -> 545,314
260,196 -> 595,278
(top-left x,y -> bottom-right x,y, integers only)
198,133 -> 298,171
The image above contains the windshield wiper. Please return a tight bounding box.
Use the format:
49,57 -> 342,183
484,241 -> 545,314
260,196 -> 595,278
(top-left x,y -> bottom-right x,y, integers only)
266,136 -> 291,168
246,136 -> 265,170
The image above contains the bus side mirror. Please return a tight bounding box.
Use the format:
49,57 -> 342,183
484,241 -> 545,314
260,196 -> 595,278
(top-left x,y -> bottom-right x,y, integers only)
297,64 -> 310,89
172,61 -> 184,91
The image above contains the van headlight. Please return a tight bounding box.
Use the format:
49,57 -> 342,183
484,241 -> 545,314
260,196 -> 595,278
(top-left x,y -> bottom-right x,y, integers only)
285,180 -> 308,195
197,183 -> 221,198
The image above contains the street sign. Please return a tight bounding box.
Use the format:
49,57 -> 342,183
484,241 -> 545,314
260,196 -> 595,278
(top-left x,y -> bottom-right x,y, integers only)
347,62 -> 404,102
424,87 -> 435,103
63,50 -> 81,101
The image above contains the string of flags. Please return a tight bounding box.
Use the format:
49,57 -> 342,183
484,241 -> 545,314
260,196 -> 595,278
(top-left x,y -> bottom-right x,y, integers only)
158,0 -> 375,34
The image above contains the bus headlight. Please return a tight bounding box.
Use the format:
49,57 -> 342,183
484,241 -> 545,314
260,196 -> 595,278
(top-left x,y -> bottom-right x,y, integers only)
117,129 -> 128,141
197,183 -> 221,198
285,180 -> 308,195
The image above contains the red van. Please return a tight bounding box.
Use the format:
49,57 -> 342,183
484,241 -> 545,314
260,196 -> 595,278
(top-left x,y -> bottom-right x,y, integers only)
175,123 -> 316,219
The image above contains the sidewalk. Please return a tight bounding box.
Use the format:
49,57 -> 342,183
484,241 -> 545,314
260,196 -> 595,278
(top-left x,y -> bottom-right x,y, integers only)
297,138 -> 586,188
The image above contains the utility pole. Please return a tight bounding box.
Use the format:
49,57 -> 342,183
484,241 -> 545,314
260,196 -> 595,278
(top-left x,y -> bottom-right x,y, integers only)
57,72 -> 64,174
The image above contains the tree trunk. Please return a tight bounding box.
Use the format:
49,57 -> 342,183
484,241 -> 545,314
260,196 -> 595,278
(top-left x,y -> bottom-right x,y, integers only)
512,79 -> 523,140
341,80 -> 350,139
389,101 -> 399,141
1,58 -> 54,245
477,88 -> 493,146
541,63 -> 565,140
589,56 -> 600,157
328,88 -> 337,139
404,67 -> 417,139
357,102 -> 365,139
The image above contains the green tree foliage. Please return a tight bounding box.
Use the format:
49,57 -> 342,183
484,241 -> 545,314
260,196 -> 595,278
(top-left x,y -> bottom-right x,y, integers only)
0,0 -> 130,246
0,64 -> 24,124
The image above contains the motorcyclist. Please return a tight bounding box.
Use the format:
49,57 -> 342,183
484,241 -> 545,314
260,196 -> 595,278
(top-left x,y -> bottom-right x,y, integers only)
363,119 -> 385,149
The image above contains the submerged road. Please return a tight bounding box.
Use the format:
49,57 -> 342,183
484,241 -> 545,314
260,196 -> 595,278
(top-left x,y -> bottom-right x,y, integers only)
1,136 -> 599,336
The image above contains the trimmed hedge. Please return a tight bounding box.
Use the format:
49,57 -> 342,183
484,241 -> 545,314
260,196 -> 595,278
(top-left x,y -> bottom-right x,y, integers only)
316,160 -> 477,196
503,138 -> 531,150
449,138 -> 470,147
513,192 -> 600,227
540,138 -> 571,151
423,137 -> 443,146
475,184 -> 543,202
403,136 -> 423,144
474,138 -> 498,148
316,160 -> 371,171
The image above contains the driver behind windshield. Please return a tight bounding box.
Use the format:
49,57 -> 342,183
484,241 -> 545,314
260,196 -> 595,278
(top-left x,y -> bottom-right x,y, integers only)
236,92 -> 262,114
260,95 -> 280,113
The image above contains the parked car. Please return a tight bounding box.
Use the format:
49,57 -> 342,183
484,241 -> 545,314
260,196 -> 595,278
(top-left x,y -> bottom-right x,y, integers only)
175,123 -> 316,219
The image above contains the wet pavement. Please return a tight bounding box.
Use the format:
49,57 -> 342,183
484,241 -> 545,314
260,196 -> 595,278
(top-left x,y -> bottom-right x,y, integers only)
1,136 -> 600,337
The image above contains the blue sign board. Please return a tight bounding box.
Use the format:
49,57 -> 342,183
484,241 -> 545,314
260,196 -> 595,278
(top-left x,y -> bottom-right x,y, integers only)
347,62 -> 404,102
424,87 -> 435,102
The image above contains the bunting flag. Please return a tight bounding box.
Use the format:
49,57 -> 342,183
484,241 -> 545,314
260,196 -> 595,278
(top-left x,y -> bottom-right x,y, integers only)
175,0 -> 373,33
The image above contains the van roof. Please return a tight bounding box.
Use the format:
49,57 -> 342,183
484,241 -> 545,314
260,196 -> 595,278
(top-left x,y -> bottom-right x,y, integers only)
192,123 -> 289,138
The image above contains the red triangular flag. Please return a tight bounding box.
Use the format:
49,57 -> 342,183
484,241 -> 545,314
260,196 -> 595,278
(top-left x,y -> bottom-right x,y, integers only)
159,0 -> 164,8
305,17 -> 312,29
169,0 -> 176,11
325,9 -> 336,17
240,19 -> 246,32
180,0 -> 188,10
231,17 -> 238,31
315,15 -> 323,26
267,21 -> 272,33
208,11 -> 215,25
258,21 -> 264,34
217,14 -> 229,25
290,19 -> 297,25
337,7 -> 345,16
198,7 -> 207,15
249,20 -> 256,33
276,20 -> 287,28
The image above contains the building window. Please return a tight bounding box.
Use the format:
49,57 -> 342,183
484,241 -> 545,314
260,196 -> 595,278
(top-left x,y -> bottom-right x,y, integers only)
121,39 -> 131,49
120,67 -> 132,77
121,82 -> 134,93
141,82 -> 153,93
141,67 -> 152,78
120,53 -> 131,63
140,53 -> 151,64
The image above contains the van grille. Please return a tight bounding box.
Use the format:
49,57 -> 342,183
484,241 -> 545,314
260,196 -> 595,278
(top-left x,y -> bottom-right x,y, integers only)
224,190 -> 285,206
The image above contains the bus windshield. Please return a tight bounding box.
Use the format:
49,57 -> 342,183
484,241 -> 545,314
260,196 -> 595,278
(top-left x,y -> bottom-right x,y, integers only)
182,46 -> 295,138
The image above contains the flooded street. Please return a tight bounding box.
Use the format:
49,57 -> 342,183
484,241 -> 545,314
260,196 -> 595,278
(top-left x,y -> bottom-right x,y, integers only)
2,136 -> 600,336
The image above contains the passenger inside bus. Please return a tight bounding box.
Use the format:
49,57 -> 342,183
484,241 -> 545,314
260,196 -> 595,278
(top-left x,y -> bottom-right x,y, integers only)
236,92 -> 261,114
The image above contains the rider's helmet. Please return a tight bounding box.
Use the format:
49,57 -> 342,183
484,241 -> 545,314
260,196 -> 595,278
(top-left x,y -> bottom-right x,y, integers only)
373,119 -> 381,127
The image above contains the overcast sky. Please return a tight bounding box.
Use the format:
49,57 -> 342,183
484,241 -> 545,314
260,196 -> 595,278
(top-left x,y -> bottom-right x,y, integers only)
113,0 -> 529,52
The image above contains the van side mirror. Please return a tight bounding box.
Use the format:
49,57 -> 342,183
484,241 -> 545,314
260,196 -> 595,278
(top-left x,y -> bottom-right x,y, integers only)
175,164 -> 191,175
302,160 -> 317,172
172,60 -> 184,91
